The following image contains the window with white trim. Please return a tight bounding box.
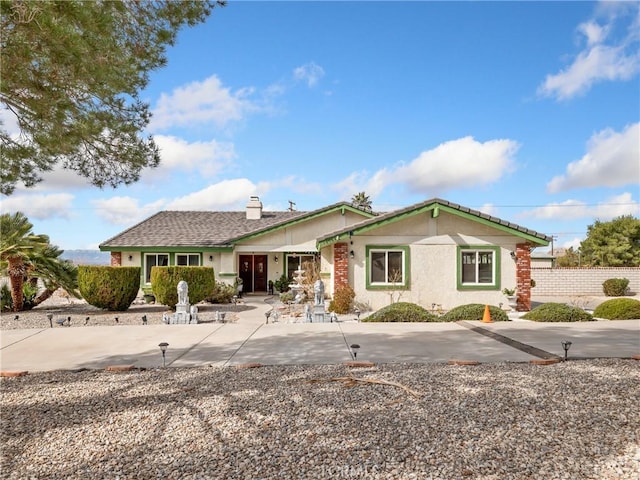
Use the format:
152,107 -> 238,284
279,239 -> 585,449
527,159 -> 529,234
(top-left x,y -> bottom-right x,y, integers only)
370,249 -> 405,285
145,253 -> 168,283
176,254 -> 200,266
461,250 -> 495,285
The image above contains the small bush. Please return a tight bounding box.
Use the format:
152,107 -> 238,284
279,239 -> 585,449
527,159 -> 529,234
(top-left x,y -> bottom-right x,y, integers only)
363,302 -> 438,322
593,298 -> 640,320
78,266 -> 141,311
522,303 -> 593,322
151,266 -> 216,309
206,282 -> 236,304
441,304 -> 510,322
602,278 -> 630,297
279,291 -> 295,303
274,274 -> 290,293
0,284 -> 11,311
328,284 -> 355,314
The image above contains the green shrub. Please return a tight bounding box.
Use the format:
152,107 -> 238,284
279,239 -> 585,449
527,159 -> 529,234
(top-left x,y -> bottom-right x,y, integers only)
363,302 -> 438,322
151,266 -> 216,309
274,274 -> 290,293
0,282 -> 39,311
593,298 -> 640,320
279,291 -> 295,303
206,282 -> 236,304
522,303 -> 594,322
602,278 -> 630,297
78,266 -> 140,311
328,284 -> 355,314
441,304 -> 510,322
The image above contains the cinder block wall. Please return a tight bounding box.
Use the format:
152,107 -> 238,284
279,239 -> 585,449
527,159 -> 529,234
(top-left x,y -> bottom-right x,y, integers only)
531,267 -> 640,296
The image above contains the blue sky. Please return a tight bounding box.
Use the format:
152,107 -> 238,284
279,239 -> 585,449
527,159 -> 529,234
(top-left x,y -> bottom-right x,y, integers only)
2,0 -> 639,253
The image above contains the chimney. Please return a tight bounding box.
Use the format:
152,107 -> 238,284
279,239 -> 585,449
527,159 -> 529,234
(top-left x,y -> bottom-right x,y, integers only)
246,196 -> 263,220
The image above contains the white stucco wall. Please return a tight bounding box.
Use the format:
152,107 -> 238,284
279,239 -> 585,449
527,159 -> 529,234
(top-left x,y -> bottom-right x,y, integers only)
343,211 -> 522,311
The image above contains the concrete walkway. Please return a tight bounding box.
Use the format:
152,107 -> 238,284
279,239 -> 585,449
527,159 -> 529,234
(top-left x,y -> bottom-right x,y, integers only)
1,296 -> 638,372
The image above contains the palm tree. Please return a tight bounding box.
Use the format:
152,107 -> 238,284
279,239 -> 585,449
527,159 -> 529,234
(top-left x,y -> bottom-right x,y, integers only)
351,191 -> 372,212
0,212 -> 78,311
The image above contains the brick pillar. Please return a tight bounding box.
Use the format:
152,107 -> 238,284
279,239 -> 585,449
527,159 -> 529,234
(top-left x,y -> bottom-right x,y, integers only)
333,243 -> 349,290
110,252 -> 122,266
515,243 -> 531,311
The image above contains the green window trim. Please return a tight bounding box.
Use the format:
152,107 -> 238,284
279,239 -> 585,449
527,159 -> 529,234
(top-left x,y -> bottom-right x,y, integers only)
365,245 -> 411,290
457,245 -> 501,291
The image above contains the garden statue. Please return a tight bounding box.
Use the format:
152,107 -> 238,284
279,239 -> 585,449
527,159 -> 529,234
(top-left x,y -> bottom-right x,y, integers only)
314,279 -> 325,306
177,280 -> 189,305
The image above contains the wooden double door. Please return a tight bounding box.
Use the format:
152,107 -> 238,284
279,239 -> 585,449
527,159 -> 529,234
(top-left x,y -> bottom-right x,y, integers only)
238,254 -> 268,293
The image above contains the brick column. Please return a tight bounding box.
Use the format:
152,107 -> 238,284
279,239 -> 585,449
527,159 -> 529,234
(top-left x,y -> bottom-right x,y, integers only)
333,243 -> 349,290
110,252 -> 122,266
515,243 -> 531,311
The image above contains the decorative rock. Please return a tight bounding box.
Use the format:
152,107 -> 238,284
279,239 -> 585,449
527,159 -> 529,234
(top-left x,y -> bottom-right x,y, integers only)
105,365 -> 135,372
235,363 -> 263,369
529,358 -> 561,365
0,370 -> 28,377
344,361 -> 375,368
448,360 -> 481,366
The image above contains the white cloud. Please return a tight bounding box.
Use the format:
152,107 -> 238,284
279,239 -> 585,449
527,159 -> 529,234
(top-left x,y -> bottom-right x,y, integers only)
149,75 -> 257,131
332,168 -> 390,201
577,21 -> 608,46
293,62 -> 325,87
0,193 -> 74,219
392,137 -> 520,193
547,123 -> 640,192
538,6 -> 639,100
521,192 -> 639,221
149,135 -> 236,179
166,178 -> 258,210
92,196 -> 166,225
562,238 -> 583,250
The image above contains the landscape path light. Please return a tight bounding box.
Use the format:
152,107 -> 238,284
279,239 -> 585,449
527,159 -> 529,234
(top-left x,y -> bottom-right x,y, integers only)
350,344 -> 360,360
46,313 -> 53,328
158,342 -> 169,367
561,340 -> 572,361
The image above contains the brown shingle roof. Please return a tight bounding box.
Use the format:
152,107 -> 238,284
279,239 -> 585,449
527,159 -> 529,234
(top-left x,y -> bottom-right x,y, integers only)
99,210 -> 307,248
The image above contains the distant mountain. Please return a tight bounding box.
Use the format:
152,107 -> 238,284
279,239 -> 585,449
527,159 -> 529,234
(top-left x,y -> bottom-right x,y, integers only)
61,250 -> 110,265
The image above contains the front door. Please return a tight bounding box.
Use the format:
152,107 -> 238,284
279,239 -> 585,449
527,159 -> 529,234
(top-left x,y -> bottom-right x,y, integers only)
239,255 -> 268,293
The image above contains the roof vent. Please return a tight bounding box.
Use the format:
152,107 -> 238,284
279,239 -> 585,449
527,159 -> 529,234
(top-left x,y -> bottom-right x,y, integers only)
246,196 -> 263,220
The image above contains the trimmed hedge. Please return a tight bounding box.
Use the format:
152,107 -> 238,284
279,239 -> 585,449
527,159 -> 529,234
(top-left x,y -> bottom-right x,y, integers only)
602,278 -> 630,297
151,266 -> 215,309
522,303 -> 594,322
593,298 -> 640,320
78,266 -> 140,311
363,302 -> 439,322
441,304 -> 510,322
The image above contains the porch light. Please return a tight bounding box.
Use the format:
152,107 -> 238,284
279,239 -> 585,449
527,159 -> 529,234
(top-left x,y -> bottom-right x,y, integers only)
561,340 -> 572,361
510,251 -> 516,260
128,255 -> 133,261
209,255 -> 213,261
350,250 -> 355,259
350,344 -> 360,360
274,255 -> 278,263
158,342 -> 169,367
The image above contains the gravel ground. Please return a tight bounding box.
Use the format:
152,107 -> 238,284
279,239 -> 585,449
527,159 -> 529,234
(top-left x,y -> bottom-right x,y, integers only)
0,294 -> 253,330
1,359 -> 639,480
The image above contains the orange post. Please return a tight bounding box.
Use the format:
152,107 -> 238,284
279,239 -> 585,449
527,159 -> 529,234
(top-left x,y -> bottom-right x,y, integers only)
482,304 -> 492,323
